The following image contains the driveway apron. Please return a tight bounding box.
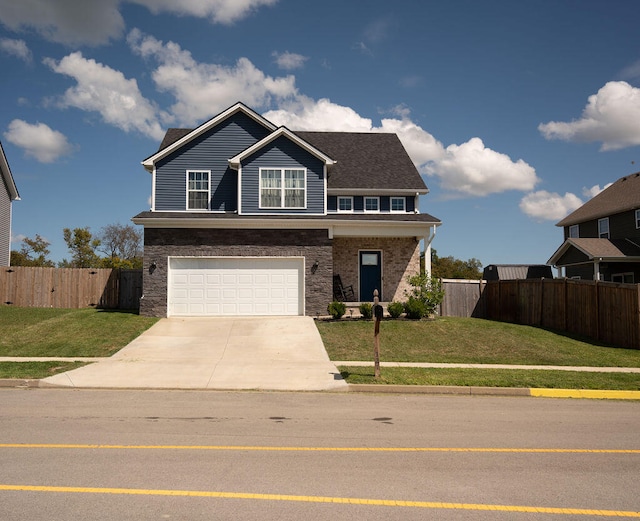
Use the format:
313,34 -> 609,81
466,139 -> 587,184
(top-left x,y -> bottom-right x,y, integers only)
41,317 -> 347,391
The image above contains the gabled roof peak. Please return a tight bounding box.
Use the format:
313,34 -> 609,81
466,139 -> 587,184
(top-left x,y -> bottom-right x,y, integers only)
0,141 -> 20,201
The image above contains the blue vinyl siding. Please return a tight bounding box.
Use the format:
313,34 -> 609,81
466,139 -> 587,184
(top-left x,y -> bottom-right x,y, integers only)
240,136 -> 325,214
154,112 -> 271,211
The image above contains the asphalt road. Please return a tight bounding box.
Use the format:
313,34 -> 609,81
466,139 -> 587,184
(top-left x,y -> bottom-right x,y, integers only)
1,390 -> 639,520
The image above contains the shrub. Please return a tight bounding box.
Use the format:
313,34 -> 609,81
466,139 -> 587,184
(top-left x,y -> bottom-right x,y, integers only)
404,296 -> 427,320
359,302 -> 373,319
404,273 -> 445,318
387,301 -> 405,318
327,301 -> 346,319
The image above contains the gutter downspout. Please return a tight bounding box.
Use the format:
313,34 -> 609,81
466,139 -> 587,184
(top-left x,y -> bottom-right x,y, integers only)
423,224 -> 437,276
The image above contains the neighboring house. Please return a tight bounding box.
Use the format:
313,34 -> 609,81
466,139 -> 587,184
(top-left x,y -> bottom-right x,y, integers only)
483,264 -> 553,281
0,142 -> 20,267
548,172 -> 640,283
133,102 -> 441,317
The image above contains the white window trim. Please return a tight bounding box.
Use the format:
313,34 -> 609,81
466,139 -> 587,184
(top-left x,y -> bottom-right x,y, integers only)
636,209 -> 640,229
259,167 -> 307,210
390,196 -> 406,213
612,272 -> 634,284
364,196 -> 380,213
337,196 -> 354,213
598,217 -> 610,239
186,170 -> 211,211
568,224 -> 579,238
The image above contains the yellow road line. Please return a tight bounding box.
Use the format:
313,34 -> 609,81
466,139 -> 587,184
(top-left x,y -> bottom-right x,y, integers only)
0,484 -> 638,517
1,443 -> 639,453
530,389 -> 640,400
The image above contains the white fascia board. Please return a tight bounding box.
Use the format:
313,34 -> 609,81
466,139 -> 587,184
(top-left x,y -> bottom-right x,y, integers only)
228,127 -> 336,169
141,103 -> 277,172
0,144 -> 19,201
328,188 -> 428,195
132,216 -> 436,238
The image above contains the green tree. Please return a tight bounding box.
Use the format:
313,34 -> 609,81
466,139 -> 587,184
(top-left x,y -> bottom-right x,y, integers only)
97,223 -> 143,269
10,234 -> 55,267
429,249 -> 482,279
60,227 -> 102,268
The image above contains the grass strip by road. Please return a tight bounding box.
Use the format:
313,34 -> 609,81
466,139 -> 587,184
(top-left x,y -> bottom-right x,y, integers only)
0,307 -> 158,358
338,366 -> 640,390
0,484 -> 638,517
318,318 -> 640,367
0,362 -> 86,379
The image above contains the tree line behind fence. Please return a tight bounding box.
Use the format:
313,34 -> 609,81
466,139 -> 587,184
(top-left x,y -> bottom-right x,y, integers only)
441,278 -> 640,350
0,266 -> 142,310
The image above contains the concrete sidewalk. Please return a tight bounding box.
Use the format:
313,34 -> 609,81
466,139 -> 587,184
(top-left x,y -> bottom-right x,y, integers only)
37,317 -> 347,391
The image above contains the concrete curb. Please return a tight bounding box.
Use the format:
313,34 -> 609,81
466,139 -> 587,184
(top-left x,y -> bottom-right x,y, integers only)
1,378 -> 639,399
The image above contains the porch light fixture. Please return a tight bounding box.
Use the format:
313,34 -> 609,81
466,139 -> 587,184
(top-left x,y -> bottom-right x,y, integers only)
311,260 -> 319,273
149,261 -> 157,274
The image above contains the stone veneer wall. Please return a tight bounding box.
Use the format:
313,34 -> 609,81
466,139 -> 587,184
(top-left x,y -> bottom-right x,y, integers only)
332,236 -> 420,302
140,228 -> 333,317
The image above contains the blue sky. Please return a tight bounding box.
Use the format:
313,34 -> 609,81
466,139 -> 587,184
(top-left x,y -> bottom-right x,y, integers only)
2,0 -> 640,268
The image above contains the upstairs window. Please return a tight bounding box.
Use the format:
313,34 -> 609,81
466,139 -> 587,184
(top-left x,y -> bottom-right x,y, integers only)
569,224 -> 579,238
260,168 -> 305,209
598,217 -> 609,239
187,171 -> 210,210
364,196 -> 379,212
338,196 -> 353,212
636,209 -> 640,229
391,197 -> 406,212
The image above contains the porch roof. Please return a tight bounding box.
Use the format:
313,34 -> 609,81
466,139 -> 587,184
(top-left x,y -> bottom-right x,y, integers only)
548,238 -> 640,266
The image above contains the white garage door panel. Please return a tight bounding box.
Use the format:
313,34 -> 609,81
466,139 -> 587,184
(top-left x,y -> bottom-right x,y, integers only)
168,257 -> 303,316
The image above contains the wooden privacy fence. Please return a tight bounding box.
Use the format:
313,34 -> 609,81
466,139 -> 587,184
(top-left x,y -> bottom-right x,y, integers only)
440,278 -> 640,350
0,267 -> 143,310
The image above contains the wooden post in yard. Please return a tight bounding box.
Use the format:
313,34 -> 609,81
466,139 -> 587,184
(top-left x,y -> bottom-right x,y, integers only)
373,289 -> 382,378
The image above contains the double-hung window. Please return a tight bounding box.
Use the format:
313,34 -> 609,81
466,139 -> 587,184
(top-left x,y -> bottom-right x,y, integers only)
390,197 -> 406,212
569,224 -> 579,238
598,217 -> 610,239
187,170 -> 210,210
260,168 -> 306,209
636,209 -> 640,229
364,196 -> 379,212
338,196 -> 353,212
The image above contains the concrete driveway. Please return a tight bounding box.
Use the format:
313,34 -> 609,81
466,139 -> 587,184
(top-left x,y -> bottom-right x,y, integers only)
42,317 -> 347,391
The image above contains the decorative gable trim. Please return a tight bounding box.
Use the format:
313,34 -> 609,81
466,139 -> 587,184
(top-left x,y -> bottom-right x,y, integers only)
142,102 -> 277,173
228,127 -> 336,169
0,142 -> 20,201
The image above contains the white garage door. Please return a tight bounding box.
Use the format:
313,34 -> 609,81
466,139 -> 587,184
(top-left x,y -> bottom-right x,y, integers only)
168,257 -> 303,316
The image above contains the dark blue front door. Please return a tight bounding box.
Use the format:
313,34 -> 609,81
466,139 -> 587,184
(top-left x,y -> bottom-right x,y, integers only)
359,251 -> 382,301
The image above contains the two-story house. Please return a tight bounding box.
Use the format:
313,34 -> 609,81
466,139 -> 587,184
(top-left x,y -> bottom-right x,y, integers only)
0,142 -> 20,267
548,172 -> 640,283
133,102 -> 441,317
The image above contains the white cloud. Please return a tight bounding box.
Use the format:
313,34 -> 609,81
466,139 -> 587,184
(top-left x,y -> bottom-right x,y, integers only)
272,51 -> 308,70
0,37 -> 32,62
127,29 -> 297,126
539,81 -> 640,151
519,191 -> 583,221
133,0 -> 278,24
266,97 -> 537,197
0,0 -> 278,46
582,183 -> 612,199
4,119 -> 73,163
44,51 -> 166,140
0,0 -> 125,46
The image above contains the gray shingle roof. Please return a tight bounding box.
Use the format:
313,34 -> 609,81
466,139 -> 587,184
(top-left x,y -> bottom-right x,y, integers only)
557,172 -> 640,227
296,131 -> 427,191
547,237 -> 640,265
156,128 -> 428,192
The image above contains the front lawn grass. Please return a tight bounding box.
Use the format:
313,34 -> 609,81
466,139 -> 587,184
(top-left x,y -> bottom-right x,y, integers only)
338,366 -> 640,390
0,307 -> 158,358
0,362 -> 87,379
317,317 -> 640,367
